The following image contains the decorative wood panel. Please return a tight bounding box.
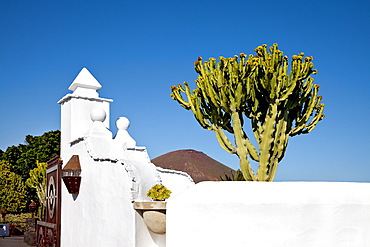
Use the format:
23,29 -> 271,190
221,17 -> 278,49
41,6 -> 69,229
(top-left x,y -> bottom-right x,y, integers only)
37,156 -> 62,247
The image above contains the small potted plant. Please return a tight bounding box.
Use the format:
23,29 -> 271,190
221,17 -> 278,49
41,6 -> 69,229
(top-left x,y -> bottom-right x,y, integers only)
146,184 -> 172,201
133,184 -> 172,234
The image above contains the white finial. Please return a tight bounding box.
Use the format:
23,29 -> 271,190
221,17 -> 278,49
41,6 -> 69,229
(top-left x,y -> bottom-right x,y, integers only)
114,117 -> 136,149
88,108 -> 112,139
90,108 -> 106,122
68,68 -> 102,97
116,117 -> 130,130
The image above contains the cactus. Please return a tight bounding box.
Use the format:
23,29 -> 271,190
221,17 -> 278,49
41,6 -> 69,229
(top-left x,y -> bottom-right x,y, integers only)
171,44 -> 325,181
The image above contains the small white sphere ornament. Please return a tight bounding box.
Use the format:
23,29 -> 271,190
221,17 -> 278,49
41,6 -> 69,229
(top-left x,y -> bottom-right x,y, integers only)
116,117 -> 130,130
90,108 -> 106,122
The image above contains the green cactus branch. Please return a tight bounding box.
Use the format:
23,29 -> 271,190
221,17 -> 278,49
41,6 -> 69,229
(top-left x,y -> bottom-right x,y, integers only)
171,43 -> 325,181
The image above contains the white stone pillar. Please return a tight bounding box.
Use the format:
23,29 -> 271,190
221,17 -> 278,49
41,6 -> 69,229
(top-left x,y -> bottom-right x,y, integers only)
58,68 -> 112,160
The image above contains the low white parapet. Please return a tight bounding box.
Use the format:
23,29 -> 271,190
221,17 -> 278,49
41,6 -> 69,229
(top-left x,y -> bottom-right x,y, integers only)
166,181 -> 370,247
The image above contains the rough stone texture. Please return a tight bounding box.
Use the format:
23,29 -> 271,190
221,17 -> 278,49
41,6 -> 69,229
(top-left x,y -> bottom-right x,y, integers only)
143,211 -> 166,234
24,218 -> 38,232
134,202 -> 167,235
23,218 -> 38,246
23,231 -> 37,246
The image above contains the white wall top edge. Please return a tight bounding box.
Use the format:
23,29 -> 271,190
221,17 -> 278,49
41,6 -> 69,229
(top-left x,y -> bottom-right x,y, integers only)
170,181 -> 370,205
57,94 -> 113,104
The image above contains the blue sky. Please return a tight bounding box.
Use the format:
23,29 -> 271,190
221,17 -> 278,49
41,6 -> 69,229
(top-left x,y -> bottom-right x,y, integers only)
0,0 -> 369,182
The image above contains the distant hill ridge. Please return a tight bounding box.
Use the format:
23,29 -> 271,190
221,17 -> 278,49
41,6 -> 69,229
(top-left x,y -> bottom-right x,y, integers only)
151,149 -> 234,183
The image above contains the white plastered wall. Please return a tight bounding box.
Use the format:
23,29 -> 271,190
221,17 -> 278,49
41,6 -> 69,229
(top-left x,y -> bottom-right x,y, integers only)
58,68 -> 194,247
167,181 -> 370,247
60,141 -> 136,247
59,68 -> 136,246
59,97 -> 111,159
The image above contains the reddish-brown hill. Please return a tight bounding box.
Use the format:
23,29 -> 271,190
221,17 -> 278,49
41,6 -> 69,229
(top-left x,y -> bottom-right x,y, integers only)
151,149 -> 235,183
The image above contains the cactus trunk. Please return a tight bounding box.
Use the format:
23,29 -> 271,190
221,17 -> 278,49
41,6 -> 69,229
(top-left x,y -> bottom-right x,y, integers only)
231,111 -> 256,181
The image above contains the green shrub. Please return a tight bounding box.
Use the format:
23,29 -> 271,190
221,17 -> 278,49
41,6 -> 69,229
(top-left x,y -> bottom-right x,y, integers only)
1,213 -> 32,227
146,184 -> 172,201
